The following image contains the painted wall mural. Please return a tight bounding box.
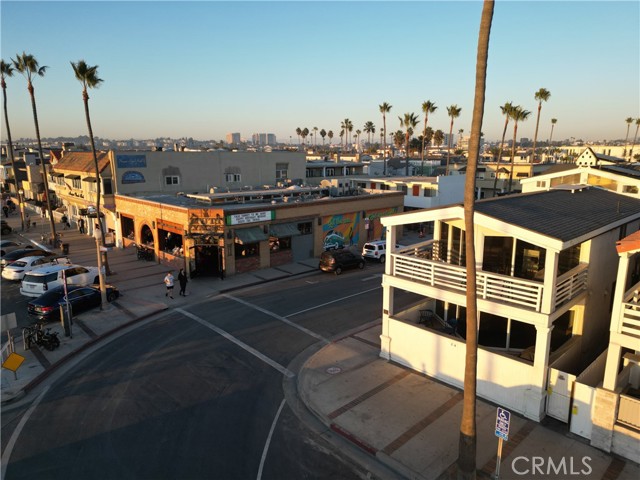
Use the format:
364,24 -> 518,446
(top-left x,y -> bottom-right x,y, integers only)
321,212 -> 360,251
365,207 -> 400,241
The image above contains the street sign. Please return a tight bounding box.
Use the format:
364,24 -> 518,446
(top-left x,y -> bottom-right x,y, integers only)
2,352 -> 25,372
495,407 -> 511,441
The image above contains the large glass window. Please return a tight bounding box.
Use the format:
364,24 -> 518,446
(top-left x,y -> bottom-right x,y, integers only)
557,244 -> 580,276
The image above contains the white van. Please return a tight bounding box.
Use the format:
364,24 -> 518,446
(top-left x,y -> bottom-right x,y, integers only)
20,264 -> 99,298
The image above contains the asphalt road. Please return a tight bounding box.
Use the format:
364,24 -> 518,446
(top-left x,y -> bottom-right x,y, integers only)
1,266 -> 421,479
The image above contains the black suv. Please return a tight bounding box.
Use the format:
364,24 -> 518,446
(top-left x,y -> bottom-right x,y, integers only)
319,249 -> 364,275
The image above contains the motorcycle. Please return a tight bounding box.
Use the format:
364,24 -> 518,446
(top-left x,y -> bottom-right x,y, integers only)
23,323 -> 61,351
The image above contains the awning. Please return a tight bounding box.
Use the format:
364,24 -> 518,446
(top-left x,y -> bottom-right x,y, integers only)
82,177 -> 97,182
51,172 -> 65,177
65,174 -> 81,179
234,226 -> 268,244
269,222 -> 301,237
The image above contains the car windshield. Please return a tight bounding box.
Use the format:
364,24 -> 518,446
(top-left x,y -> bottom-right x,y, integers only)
11,261 -> 27,267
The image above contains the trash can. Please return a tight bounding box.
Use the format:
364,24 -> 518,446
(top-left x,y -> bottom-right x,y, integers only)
62,243 -> 70,255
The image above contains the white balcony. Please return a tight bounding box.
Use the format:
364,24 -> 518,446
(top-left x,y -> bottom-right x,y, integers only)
390,243 -> 588,313
618,285 -> 640,339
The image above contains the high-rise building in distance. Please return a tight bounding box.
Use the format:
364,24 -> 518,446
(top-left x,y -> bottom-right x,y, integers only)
226,132 -> 241,145
251,133 -> 277,146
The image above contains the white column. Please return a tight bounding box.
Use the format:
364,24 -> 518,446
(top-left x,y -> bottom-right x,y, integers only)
603,343 -> 622,391
524,325 -> 553,420
540,250 -> 559,316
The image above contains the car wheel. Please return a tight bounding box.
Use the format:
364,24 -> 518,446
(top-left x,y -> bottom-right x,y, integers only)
358,261 -> 364,269
379,255 -> 385,264
107,292 -> 117,302
335,267 -> 342,275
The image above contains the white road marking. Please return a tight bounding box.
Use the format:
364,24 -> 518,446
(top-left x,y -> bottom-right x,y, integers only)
361,274 -> 383,281
285,286 -> 381,318
222,294 -> 328,344
176,308 -> 295,378
256,398 -> 286,480
1,386 -> 50,479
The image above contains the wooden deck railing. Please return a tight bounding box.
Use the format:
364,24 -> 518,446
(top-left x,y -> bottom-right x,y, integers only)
619,285 -> 640,338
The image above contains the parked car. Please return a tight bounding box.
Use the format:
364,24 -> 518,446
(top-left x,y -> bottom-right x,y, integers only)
361,240 -> 404,263
20,264 -> 100,297
27,284 -> 120,322
1,220 -> 12,235
2,255 -> 71,281
1,248 -> 53,269
1,239 -> 32,257
319,249 -> 364,275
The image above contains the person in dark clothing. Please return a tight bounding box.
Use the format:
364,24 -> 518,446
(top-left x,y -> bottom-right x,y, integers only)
178,268 -> 188,296
78,218 -> 85,234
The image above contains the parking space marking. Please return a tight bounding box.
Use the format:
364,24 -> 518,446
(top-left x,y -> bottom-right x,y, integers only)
176,308 -> 295,378
285,286 -> 380,318
223,294 -> 328,344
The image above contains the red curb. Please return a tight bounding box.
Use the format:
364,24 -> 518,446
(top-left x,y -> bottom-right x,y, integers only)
330,423 -> 378,456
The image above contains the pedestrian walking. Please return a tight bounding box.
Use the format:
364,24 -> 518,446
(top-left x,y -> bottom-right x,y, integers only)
178,268 -> 188,296
164,271 -> 174,299
61,214 -> 69,230
78,217 -> 85,234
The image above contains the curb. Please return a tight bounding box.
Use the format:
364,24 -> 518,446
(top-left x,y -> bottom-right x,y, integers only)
1,305 -> 168,405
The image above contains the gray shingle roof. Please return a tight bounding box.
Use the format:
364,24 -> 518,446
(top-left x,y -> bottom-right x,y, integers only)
474,187 -> 640,242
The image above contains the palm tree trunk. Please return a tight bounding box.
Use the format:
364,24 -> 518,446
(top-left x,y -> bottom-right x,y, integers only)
508,123 -> 518,193
405,132 -> 410,176
421,118 -> 427,175
383,116 -> 387,175
446,120 -> 454,175
631,124 -> 640,160
492,119 -> 509,194
458,4 -> 494,479
2,82 -> 26,231
531,103 -> 542,164
28,84 -> 57,243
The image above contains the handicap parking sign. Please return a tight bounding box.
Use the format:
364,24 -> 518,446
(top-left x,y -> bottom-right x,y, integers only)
495,407 -> 510,441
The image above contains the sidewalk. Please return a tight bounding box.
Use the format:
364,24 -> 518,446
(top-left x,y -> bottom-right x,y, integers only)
2,209 -> 637,479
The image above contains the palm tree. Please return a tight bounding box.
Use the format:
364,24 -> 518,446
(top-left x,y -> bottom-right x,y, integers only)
624,117 -> 634,158
458,128 -> 464,147
355,129 -> 362,151
548,118 -> 558,160
630,118 -> 640,160
420,101 -> 438,175
399,112 -> 420,175
341,118 -> 352,151
492,102 -> 514,194
313,126 -> 318,147
393,130 -> 405,151
379,102 -> 392,174
1,59 -> 26,231
295,127 -> 302,145
12,52 -> 57,243
446,104 -> 462,175
531,88 -> 551,163
301,127 -> 309,146
458,3 -> 494,478
320,128 -> 327,148
507,106 -> 531,193
327,130 -> 334,147
364,121 -> 375,147
71,59 -> 108,307
433,129 -> 445,149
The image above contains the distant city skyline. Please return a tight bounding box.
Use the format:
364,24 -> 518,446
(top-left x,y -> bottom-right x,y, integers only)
1,1 -> 638,144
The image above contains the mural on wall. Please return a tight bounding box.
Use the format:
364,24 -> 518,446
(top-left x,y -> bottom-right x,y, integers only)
322,212 -> 360,250
122,171 -> 146,184
365,207 -> 400,241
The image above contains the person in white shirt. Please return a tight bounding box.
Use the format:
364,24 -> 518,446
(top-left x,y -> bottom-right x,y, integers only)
164,272 -> 174,299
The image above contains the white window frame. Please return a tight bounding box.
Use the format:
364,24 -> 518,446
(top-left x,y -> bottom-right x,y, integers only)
165,175 -> 180,185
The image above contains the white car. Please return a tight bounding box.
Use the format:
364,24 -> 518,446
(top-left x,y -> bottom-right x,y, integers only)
20,264 -> 99,298
2,255 -> 71,281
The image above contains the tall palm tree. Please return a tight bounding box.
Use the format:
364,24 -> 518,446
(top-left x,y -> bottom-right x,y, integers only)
1,59 -> 26,231
492,102 -> 514,194
355,129 -> 362,151
624,117 -> 634,158
295,127 -> 301,145
458,128 -> 464,147
446,104 -> 462,175
458,3 -> 494,478
12,52 -> 57,243
420,100 -> 438,175
548,118 -> 558,160
364,121 -> 375,147
313,126 -> 318,147
630,118 -> 640,160
531,87 -> 551,163
379,102 -> 392,174
433,129 -> 445,149
301,127 -> 309,146
340,118 -> 352,151
327,130 -> 333,147
320,128 -> 327,148
71,60 -> 109,306
507,106 -> 531,193
399,112 -> 420,175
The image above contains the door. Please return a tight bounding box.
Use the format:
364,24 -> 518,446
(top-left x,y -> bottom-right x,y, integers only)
546,367 -> 576,422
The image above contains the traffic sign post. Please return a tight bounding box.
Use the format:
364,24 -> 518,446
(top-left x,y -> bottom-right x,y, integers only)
494,407 -> 511,479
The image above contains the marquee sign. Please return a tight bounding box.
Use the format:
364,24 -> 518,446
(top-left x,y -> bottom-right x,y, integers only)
226,210 -> 274,226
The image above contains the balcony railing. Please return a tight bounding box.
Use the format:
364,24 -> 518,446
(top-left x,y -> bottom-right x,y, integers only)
619,285 -> 640,338
391,245 -> 588,313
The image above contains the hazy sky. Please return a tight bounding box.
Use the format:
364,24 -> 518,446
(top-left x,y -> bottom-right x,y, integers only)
1,0 -> 638,144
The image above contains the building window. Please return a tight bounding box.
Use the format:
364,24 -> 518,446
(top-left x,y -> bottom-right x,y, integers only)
72,178 -> 81,189
326,167 -> 335,176
623,185 -> 638,194
276,163 -> 288,180
297,221 -> 312,235
103,178 -> 113,194
225,173 -> 241,183
423,188 -> 436,197
165,175 -> 179,185
536,180 -> 547,188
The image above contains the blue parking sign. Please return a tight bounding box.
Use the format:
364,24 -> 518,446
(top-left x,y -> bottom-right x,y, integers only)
495,407 -> 510,441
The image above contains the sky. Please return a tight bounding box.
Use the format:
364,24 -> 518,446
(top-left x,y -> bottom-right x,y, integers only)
1,0 -> 639,144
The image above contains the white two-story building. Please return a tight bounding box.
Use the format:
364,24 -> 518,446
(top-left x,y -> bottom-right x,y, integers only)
379,186 -> 640,422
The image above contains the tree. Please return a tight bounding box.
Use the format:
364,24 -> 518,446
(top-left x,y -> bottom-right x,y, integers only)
295,127 -> 301,145
457,3 -> 494,479
71,59 -> 108,308
379,102 -> 392,174
458,129 -> 464,146
393,130 -> 405,150
548,118 -> 558,160
327,130 -> 334,146
341,118 -> 353,151
624,117 -> 634,158
433,129 -> 445,149
531,88 -> 551,163
399,112 -> 420,175
313,126 -> 318,147
1,59 -> 26,231
12,52 -> 57,243
364,121 -> 375,147
630,118 -> 640,160
420,100 -> 438,175
492,102 -> 514,194
320,128 -> 327,147
507,106 -> 531,193
446,104 -> 462,175
355,129 -> 362,150
301,127 -> 309,146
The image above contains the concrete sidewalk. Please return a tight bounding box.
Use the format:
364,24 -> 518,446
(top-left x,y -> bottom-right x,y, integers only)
2,208 -> 637,479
